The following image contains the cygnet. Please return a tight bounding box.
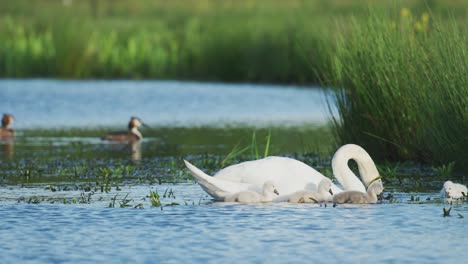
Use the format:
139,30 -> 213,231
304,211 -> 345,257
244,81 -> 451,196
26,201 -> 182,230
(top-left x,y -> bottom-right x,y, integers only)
224,181 -> 279,203
288,178 -> 333,203
333,181 -> 383,204
440,181 -> 467,199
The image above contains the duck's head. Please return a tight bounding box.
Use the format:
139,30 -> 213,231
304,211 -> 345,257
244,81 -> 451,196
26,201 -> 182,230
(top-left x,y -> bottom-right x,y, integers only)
128,117 -> 149,130
2,114 -> 14,128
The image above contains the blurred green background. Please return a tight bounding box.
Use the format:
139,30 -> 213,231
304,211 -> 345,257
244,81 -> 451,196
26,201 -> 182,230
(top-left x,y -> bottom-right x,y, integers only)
1,0 -> 466,82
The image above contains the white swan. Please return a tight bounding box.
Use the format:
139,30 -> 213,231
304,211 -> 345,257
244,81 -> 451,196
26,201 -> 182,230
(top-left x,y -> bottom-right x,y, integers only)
332,181 -> 384,204
288,178 -> 333,203
440,181 -> 467,199
184,144 -> 380,201
225,181 -> 279,203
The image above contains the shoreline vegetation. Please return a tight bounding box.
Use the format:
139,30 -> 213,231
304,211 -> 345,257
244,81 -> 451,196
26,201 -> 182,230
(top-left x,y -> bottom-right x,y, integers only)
1,0 -> 467,171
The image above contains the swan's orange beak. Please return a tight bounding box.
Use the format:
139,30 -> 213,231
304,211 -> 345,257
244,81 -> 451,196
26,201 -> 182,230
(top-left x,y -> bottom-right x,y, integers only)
274,189 -> 279,195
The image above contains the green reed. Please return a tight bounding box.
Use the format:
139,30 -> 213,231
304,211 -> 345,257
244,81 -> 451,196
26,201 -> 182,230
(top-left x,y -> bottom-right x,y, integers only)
328,9 -> 468,171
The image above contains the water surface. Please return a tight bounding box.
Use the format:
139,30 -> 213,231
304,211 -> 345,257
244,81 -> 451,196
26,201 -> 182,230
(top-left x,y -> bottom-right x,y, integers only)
0,184 -> 466,264
1,80 -> 466,263
1,79 -> 332,128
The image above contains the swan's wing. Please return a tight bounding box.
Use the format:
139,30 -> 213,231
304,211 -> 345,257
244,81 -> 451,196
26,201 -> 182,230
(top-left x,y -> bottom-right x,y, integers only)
184,160 -> 254,200
214,156 -> 343,195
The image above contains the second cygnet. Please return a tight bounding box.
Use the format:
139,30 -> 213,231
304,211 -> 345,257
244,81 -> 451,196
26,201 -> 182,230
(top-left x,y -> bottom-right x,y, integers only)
225,181 -> 279,203
333,181 -> 384,204
288,178 -> 333,203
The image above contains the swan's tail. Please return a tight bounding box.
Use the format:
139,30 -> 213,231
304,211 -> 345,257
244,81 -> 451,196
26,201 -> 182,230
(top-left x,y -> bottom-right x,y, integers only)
183,160 -> 230,200
184,159 -> 213,181
184,160 -> 253,200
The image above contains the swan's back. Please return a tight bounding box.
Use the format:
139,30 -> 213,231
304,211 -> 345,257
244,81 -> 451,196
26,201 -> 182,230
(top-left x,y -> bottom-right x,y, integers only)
214,156 -> 338,195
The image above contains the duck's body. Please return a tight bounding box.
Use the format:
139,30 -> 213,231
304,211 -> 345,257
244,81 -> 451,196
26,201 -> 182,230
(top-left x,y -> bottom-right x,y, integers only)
184,144 -> 381,201
224,181 -> 279,203
102,131 -> 140,142
102,117 -> 146,143
288,178 -> 333,203
332,181 -> 383,204
0,114 -> 15,138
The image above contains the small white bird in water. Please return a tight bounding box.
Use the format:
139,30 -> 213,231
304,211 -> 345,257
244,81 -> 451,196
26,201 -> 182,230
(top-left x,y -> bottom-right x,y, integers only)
440,181 -> 467,200
333,181 -> 384,204
288,178 -> 334,203
101,117 -> 149,142
224,181 -> 279,203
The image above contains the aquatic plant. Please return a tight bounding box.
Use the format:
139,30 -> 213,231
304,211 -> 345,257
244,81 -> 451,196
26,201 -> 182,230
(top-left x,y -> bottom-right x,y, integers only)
221,130 -> 272,167
432,162 -> 456,180
443,207 -> 451,217
329,9 -> 468,172
118,193 -> 132,208
149,190 -> 162,207
78,191 -> 93,204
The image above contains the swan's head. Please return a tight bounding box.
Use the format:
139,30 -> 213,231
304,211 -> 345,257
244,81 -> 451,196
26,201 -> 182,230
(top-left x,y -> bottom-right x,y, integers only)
2,114 -> 14,128
367,181 -> 384,195
443,181 -> 460,198
318,178 -> 334,195
263,181 -> 279,196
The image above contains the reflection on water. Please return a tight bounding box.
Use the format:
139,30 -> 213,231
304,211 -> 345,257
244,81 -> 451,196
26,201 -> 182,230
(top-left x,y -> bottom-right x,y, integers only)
0,139 -> 14,158
131,141 -> 142,162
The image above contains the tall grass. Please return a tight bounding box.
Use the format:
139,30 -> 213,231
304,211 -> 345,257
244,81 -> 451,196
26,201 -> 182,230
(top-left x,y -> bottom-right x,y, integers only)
0,0 -> 334,82
2,0 -> 466,82
329,9 -> 468,170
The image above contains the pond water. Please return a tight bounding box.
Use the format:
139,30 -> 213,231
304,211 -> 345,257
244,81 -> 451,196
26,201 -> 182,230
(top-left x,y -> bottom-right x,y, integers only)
0,185 -> 466,264
1,79 -> 332,128
1,80 -> 467,263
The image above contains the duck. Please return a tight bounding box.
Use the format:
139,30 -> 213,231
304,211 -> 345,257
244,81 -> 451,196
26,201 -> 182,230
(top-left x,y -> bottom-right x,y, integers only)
440,181 -> 467,199
288,178 -> 333,203
184,144 -> 381,201
225,181 -> 279,203
101,117 -> 148,142
0,114 -> 15,138
332,181 -> 384,204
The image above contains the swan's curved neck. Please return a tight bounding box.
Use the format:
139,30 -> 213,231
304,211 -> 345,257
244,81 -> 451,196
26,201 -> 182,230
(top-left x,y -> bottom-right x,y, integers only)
332,144 -> 379,192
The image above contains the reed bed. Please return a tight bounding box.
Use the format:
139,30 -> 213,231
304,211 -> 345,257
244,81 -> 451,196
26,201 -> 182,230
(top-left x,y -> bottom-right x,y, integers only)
329,9 -> 468,170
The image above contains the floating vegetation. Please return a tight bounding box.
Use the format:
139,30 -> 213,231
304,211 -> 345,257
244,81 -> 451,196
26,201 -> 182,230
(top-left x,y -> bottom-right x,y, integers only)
443,207 -> 452,217
149,191 -> 162,207
79,191 -> 93,204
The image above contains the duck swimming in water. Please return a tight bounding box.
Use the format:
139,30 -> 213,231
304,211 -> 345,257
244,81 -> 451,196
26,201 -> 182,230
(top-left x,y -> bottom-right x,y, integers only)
101,117 -> 148,142
0,114 -> 15,138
